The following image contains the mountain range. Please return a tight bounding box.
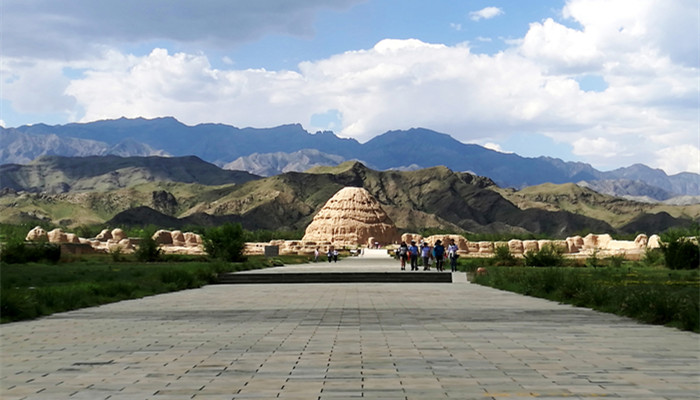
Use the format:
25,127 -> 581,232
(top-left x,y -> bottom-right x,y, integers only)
1,156 -> 697,236
2,117 -> 698,202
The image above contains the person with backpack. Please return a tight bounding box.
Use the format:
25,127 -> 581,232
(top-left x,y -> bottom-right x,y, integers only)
433,239 -> 446,271
398,241 -> 409,270
408,241 -> 419,271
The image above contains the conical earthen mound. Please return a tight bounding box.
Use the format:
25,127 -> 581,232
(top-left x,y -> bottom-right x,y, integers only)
302,187 -> 398,247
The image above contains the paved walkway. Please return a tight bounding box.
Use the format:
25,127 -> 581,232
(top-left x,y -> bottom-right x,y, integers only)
1,250 -> 698,399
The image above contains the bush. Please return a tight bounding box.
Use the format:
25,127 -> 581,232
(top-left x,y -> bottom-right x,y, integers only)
607,254 -> 626,268
492,244 -> 517,266
134,231 -> 161,262
585,250 -> 601,268
662,238 -> 699,270
642,247 -> 663,267
203,223 -> 246,262
110,246 -> 125,262
523,243 -> 564,267
1,239 -> 61,264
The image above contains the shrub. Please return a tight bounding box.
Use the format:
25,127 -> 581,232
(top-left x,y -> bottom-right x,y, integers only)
523,243 -> 564,267
110,246 -> 125,262
1,239 -> 61,264
134,231 -> 161,262
607,254 -> 626,268
492,244 -> 516,266
661,238 -> 699,270
642,247 -> 663,267
585,250 -> 601,268
203,223 -> 246,262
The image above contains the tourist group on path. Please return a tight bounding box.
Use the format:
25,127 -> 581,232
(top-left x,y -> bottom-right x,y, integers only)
396,238 -> 459,272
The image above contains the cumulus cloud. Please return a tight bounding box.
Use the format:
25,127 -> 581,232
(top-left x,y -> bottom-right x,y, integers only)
2,0 -> 699,174
60,35 -> 698,174
655,145 -> 700,177
1,0 -> 363,60
469,7 -> 504,21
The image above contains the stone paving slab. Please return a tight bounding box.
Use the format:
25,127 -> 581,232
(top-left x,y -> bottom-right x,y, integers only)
1,251 -> 699,399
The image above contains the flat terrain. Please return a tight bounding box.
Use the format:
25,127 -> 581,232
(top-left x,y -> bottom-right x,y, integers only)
1,251 -> 698,399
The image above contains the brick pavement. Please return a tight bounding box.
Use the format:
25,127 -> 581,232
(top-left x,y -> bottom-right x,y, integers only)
1,250 -> 698,399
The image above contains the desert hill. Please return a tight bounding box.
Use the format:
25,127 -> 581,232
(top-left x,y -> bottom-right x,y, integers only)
3,159 -> 696,236
495,183 -> 699,232
0,155 -> 259,193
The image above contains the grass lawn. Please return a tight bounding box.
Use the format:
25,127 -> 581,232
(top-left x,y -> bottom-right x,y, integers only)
0,254 -> 310,323
470,264 -> 700,333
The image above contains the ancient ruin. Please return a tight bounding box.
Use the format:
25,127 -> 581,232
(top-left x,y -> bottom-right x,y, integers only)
301,186 -> 399,247
25,226 -> 205,255
24,223 -> 664,260
404,232 -> 660,260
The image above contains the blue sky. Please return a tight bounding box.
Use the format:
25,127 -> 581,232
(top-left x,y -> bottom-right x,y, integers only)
1,0 -> 698,174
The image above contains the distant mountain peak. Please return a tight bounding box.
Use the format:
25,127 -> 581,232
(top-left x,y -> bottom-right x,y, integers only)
3,117 -> 699,197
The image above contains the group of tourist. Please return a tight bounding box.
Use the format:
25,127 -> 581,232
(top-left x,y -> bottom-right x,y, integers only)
314,247 -> 339,262
396,239 -> 459,272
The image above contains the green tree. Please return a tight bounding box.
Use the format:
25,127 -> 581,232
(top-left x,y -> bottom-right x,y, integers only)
660,225 -> 700,270
134,230 -> 161,262
204,223 -> 246,262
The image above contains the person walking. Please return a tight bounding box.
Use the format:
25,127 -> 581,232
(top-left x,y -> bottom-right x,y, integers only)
314,247 -> 320,262
447,239 -> 459,272
433,239 -> 445,271
408,241 -> 419,271
421,242 -> 432,271
398,241 -> 409,270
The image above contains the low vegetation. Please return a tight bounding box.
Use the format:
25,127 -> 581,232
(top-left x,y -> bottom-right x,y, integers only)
0,254 -> 309,323
462,226 -> 699,332
470,265 -> 699,332
0,222 -> 310,323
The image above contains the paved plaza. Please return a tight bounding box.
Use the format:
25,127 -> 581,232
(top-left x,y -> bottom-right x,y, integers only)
1,250 -> 698,399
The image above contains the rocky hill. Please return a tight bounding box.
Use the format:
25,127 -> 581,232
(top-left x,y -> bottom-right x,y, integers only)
224,149 -> 348,177
0,155 -> 259,193
2,160 -> 696,236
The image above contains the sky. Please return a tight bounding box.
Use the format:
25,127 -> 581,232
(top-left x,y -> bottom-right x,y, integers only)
1,0 -> 699,175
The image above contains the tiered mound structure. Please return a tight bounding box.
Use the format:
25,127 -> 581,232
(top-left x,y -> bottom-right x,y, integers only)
302,186 -> 398,247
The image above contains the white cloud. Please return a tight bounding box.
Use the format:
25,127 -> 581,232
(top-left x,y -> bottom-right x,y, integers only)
1,59 -> 76,114
52,28 -> 698,174
469,7 -> 504,21
483,143 -> 512,154
572,136 -> 624,158
2,0 -> 698,175
655,145 -> 700,175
